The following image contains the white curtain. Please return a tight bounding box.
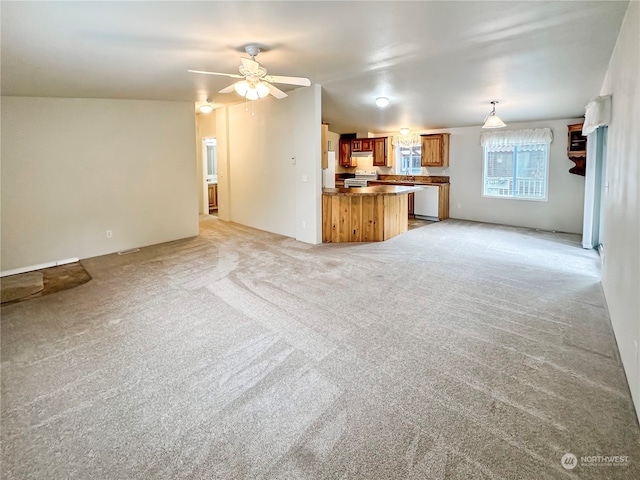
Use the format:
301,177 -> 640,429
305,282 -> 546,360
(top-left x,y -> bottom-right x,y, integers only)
392,134 -> 421,147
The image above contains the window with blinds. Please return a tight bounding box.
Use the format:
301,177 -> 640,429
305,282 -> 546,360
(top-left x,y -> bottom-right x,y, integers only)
481,129 -> 552,201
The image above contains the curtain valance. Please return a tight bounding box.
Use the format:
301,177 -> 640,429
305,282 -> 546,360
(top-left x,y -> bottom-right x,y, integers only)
583,95 -> 611,135
480,128 -> 553,150
392,134 -> 421,148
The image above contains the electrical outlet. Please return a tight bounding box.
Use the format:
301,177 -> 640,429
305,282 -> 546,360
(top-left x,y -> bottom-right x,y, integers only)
457,203 -> 462,209
301,221 -> 306,229
106,230 -> 113,239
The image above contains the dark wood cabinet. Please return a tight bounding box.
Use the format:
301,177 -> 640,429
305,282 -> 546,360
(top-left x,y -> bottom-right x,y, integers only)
208,183 -> 218,213
340,136 -> 389,167
372,137 -> 388,166
567,123 -> 587,176
351,139 -> 373,152
361,139 -> 373,151
421,133 -> 450,167
339,139 -> 355,167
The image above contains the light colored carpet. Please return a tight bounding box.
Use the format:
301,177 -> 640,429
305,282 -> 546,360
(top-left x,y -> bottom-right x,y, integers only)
1,218 -> 638,479
0,271 -> 44,303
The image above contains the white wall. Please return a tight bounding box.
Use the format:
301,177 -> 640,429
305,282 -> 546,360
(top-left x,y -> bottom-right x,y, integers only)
225,85 -> 322,243
1,97 -> 199,272
377,119 -> 586,233
215,107 -> 231,222
599,0 -> 640,416
447,119 -> 586,233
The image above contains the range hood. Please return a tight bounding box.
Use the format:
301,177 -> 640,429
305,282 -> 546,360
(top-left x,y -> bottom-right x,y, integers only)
351,151 -> 373,157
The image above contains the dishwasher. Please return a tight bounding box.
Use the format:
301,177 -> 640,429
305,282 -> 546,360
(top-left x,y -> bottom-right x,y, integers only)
413,185 -> 439,220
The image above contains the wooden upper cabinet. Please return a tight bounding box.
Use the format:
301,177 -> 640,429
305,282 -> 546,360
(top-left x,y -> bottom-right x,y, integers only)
373,137 -> 388,166
421,133 -> 450,167
339,139 -> 353,167
361,139 -> 373,151
321,123 -> 329,169
351,139 -> 373,152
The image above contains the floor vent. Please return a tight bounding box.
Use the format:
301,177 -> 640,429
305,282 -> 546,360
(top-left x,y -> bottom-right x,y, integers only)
117,248 -> 140,255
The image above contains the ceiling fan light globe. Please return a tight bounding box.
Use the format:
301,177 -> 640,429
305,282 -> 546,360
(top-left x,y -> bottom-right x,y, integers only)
234,80 -> 250,96
256,82 -> 270,98
245,87 -> 260,101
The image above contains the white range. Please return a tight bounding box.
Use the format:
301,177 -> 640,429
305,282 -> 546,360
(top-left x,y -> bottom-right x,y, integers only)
343,170 -> 378,188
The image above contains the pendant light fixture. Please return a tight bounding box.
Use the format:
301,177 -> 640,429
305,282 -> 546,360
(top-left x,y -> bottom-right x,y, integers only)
482,101 -> 507,129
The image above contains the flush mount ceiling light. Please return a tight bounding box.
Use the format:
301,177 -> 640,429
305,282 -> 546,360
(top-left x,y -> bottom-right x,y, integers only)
400,127 -> 410,135
482,101 -> 507,128
375,97 -> 390,108
199,102 -> 213,114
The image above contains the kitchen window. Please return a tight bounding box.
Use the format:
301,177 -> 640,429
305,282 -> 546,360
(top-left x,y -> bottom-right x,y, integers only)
481,128 -> 552,201
393,134 -> 422,175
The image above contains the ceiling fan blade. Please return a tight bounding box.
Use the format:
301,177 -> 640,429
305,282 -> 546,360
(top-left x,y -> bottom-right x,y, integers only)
266,84 -> 288,99
264,75 -> 311,87
219,84 -> 236,94
188,69 -> 244,79
240,57 -> 259,75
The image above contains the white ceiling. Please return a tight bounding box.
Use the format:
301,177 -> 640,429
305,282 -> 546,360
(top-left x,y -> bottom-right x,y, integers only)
1,1 -> 629,134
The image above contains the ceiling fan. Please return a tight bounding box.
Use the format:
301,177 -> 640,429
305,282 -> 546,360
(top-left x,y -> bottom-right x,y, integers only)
188,45 -> 311,100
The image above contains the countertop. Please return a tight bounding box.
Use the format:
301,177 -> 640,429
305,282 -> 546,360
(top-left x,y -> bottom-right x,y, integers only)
368,176 -> 449,186
322,185 -> 422,196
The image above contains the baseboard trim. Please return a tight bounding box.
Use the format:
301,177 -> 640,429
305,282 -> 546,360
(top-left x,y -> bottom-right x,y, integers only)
1,257 -> 79,278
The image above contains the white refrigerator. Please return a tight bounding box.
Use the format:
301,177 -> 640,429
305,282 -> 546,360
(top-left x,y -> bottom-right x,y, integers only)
323,151 -> 336,188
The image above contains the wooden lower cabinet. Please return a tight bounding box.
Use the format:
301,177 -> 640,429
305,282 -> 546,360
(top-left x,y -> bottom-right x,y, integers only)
208,183 -> 218,212
408,192 -> 414,216
438,184 -> 449,220
322,194 -> 408,243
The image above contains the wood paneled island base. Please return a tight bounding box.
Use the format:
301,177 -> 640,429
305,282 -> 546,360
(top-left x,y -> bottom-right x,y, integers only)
322,186 -> 421,242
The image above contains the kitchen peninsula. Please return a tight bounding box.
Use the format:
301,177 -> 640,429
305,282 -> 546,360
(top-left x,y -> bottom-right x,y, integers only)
322,185 -> 421,243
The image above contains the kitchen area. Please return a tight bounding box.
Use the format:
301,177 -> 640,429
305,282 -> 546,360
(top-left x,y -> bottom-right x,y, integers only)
322,126 -> 450,243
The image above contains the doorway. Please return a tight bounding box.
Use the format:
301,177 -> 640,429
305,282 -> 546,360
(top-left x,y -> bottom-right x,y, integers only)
582,126 -> 607,254
203,137 -> 218,216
